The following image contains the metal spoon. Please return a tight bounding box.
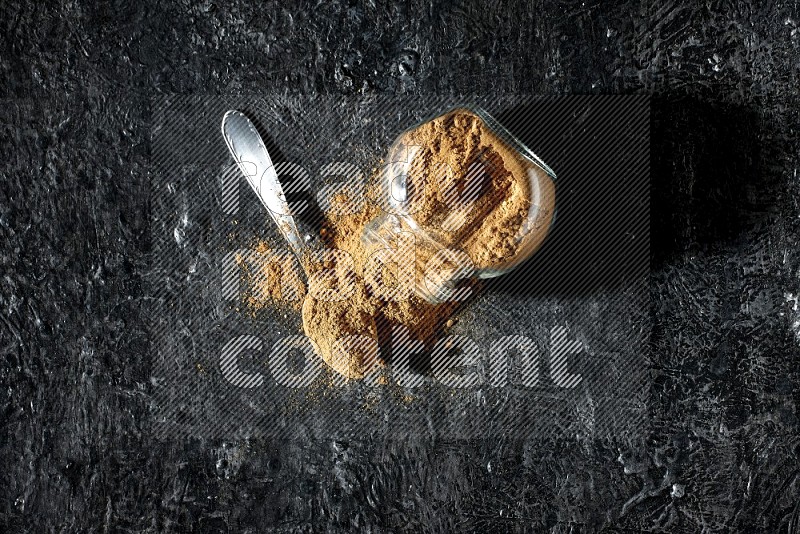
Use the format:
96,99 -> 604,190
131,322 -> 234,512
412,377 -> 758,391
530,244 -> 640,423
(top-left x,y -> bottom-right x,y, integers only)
221,110 -> 320,264
222,110 -> 379,379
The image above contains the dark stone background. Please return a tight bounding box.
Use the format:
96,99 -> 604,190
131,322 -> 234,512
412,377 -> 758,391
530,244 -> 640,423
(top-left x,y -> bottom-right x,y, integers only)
0,1 -> 798,532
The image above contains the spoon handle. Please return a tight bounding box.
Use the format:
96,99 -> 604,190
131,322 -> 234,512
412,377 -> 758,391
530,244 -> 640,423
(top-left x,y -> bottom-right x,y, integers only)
221,110 -> 309,260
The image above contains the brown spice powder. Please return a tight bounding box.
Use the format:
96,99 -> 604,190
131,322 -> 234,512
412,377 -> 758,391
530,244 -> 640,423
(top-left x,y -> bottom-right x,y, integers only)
399,109 -> 554,269
235,240 -> 306,315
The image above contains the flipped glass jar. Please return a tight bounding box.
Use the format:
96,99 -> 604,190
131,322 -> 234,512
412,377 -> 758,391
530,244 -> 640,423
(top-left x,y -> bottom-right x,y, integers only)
362,106 -> 557,304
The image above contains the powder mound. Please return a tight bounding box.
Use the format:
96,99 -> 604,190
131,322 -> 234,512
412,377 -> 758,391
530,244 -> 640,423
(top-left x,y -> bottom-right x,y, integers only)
301,295 -> 378,379
301,254 -> 381,379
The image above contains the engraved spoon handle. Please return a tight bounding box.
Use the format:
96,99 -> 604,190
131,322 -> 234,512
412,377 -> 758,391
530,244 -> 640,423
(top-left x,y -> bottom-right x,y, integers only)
221,110 -> 308,260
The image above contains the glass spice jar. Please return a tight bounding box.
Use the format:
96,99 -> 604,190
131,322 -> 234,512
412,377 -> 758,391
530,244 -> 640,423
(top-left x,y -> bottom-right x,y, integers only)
362,106 -> 557,304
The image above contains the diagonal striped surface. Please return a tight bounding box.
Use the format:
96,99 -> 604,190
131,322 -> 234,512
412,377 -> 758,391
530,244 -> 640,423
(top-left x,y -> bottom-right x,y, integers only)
148,94 -> 650,441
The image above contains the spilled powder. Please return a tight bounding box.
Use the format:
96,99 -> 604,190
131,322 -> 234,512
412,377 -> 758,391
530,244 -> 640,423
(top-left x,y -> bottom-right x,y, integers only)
234,240 -> 305,315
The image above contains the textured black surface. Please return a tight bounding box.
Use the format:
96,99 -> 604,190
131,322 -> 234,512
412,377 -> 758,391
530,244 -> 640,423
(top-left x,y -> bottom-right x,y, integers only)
1,1 -> 799,532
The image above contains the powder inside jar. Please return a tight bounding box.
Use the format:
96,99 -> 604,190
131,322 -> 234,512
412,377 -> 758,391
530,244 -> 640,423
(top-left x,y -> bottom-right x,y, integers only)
395,109 -> 555,270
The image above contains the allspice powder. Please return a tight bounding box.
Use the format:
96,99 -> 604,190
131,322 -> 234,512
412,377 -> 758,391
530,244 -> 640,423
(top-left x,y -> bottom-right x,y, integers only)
398,109 -> 555,269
